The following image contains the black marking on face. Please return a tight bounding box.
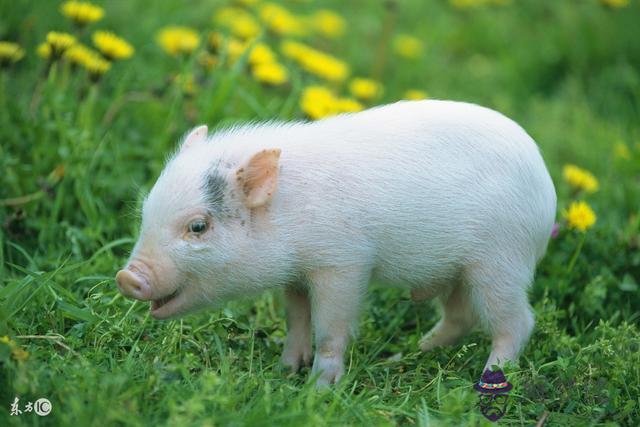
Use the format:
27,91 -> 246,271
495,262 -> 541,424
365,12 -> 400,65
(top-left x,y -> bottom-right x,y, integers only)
202,169 -> 227,215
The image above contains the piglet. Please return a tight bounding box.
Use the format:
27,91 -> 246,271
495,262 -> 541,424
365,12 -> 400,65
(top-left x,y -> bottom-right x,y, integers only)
115,100 -> 556,386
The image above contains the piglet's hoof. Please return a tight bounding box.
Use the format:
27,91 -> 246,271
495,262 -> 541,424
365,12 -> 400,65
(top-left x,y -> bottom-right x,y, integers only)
280,345 -> 312,373
311,355 -> 344,388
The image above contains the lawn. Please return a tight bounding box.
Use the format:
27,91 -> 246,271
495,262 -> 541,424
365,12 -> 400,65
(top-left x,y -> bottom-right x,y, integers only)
1,0 -> 640,425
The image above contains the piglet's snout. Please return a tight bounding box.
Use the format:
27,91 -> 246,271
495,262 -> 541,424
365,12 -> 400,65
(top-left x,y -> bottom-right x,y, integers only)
116,268 -> 152,301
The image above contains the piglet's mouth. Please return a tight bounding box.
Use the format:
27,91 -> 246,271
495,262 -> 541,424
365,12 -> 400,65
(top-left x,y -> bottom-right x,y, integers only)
150,288 -> 183,319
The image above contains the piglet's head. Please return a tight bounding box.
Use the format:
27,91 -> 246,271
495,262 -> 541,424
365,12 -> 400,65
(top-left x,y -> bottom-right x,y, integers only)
115,125 -> 282,319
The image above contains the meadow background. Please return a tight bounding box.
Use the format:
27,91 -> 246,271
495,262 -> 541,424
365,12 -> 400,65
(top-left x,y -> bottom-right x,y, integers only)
1,0 -> 640,425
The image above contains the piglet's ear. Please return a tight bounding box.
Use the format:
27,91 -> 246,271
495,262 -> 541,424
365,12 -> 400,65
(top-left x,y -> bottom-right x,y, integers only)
236,148 -> 281,209
180,125 -> 208,153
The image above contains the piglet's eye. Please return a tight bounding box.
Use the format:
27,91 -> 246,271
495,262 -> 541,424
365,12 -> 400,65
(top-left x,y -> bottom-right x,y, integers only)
188,219 -> 208,234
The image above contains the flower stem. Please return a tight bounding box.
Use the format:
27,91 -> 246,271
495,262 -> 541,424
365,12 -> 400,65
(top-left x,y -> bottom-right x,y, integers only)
567,232 -> 586,273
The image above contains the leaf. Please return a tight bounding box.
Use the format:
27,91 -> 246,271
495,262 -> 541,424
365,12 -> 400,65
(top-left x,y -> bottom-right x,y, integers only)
619,274 -> 638,292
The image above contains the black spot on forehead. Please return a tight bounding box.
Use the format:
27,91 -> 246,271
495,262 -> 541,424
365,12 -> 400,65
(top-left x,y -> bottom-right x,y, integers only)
202,169 -> 227,214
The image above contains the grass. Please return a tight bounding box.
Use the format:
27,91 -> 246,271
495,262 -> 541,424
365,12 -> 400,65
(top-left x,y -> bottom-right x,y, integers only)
1,0 -> 640,425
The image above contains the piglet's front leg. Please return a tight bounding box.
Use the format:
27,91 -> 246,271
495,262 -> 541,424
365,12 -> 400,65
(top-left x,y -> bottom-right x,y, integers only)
281,287 -> 312,372
308,267 -> 368,387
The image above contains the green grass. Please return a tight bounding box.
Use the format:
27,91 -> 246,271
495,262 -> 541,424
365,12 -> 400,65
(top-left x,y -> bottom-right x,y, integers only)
1,0 -> 640,425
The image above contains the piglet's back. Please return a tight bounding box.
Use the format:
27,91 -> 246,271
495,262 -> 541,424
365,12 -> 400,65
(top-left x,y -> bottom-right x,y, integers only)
206,100 -> 556,270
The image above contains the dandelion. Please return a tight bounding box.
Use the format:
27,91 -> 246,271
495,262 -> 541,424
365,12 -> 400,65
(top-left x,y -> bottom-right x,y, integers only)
600,0 -> 629,8
563,164 -> 599,193
349,78 -> 383,101
60,1 -> 104,26
83,55 -> 111,81
335,97 -> 364,113
62,43 -> 110,80
0,41 -> 25,67
64,43 -> 97,66
564,201 -> 596,232
300,85 -> 337,120
280,40 -> 307,59
308,10 -> 345,38
92,31 -> 134,60
37,43 -> 51,59
45,31 -> 77,58
214,7 -> 262,39
157,27 -> 200,56
300,86 -> 363,120
259,3 -> 305,36
392,34 -> 423,59
209,32 -> 248,63
281,40 -> 349,82
403,89 -> 429,100
252,61 -> 288,85
249,43 -> 276,66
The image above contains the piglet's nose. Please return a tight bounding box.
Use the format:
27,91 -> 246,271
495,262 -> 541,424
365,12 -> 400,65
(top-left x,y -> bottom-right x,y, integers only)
116,269 -> 152,301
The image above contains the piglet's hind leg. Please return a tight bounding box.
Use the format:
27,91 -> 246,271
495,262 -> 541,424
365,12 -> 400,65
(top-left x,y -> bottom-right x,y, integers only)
419,282 -> 475,352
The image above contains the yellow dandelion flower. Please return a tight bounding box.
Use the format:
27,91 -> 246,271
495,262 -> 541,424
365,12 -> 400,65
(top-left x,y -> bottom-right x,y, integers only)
63,43 -> 110,79
0,41 -> 25,66
600,0 -> 629,8
232,15 -> 262,39
214,6 -> 247,24
37,43 -> 51,59
308,9 -> 345,38
226,38 -> 249,63
45,31 -> 77,57
209,32 -> 250,64
60,1 -> 104,26
564,201 -> 596,232
0,335 -> 11,345
301,85 -> 337,120
92,31 -> 134,60
83,55 -> 111,80
281,39 -> 307,59
563,164 -> 599,193
259,3 -> 305,36
335,97 -> 364,114
349,78 -> 383,101
392,34 -> 423,59
157,27 -> 200,56
64,43 -> 97,66
300,86 -> 363,120
281,40 -> 349,83
252,61 -> 288,85
249,43 -> 276,66
403,89 -> 429,100
303,52 -> 348,82
213,7 -> 262,39
614,142 -> 631,160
